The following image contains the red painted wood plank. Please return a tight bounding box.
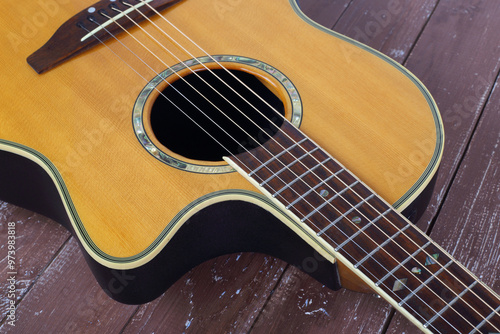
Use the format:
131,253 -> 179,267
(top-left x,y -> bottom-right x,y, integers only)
250,267 -> 391,334
0,237 -> 137,333
123,253 -> 286,333
0,204 -> 69,325
333,0 -> 438,63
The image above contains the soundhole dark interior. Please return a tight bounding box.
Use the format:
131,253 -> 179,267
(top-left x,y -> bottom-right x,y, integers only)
150,69 -> 285,162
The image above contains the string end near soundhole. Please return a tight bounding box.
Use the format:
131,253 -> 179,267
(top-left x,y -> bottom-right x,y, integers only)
26,0 -> 182,74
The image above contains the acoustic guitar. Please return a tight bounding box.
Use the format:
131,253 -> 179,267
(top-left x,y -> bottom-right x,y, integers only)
0,0 -> 499,332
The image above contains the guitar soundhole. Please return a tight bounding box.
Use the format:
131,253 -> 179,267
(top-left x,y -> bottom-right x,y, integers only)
150,69 -> 285,162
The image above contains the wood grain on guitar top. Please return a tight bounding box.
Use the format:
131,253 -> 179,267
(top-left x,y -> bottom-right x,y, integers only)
0,0 -> 439,262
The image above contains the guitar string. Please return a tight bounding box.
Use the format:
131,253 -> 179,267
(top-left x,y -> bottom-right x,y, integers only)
133,0 -> 500,325
79,21 -> 454,334
98,3 -> 497,331
80,16 -> 454,334
99,8 -> 269,152
129,1 -> 500,322
86,2 -> 496,326
127,0 -> 500,327
102,5 -> 475,331
98,3 -> 496,326
131,0 -> 500,319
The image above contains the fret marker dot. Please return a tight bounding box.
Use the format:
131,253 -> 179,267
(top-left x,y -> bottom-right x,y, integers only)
88,7 -> 96,13
319,189 -> 329,197
352,216 -> 361,224
392,278 -> 408,292
425,253 -> 439,266
411,267 -> 422,275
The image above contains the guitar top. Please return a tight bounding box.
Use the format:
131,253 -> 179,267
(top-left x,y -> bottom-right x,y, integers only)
2,0 -> 499,333
0,0 -> 441,260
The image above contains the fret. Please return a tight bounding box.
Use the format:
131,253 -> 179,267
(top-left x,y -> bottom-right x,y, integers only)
353,224 -> 411,269
248,138 -> 308,176
269,157 -> 331,194
316,194 -> 376,235
424,280 -> 479,329
299,180 -> 359,222
259,147 -> 319,186
334,208 -> 392,251
399,260 -> 454,306
376,241 -> 432,287
469,305 -> 500,334
284,171 -> 340,206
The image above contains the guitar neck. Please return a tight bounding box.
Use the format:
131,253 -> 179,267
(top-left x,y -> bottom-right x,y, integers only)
224,121 -> 500,333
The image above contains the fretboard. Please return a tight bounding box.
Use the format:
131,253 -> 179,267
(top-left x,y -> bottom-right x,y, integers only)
224,121 -> 500,334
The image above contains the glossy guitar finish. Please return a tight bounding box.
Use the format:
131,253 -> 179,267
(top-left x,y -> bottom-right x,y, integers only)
0,0 -> 470,331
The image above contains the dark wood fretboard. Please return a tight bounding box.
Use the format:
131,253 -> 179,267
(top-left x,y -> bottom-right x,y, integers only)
225,121 -> 500,333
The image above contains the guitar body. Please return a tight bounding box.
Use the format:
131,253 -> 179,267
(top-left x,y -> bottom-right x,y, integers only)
0,0 -> 443,303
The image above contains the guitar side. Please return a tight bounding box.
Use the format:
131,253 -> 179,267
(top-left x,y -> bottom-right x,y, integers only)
0,0 -> 443,304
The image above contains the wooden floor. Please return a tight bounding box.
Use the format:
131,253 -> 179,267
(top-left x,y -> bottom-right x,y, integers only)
1,0 -> 500,333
